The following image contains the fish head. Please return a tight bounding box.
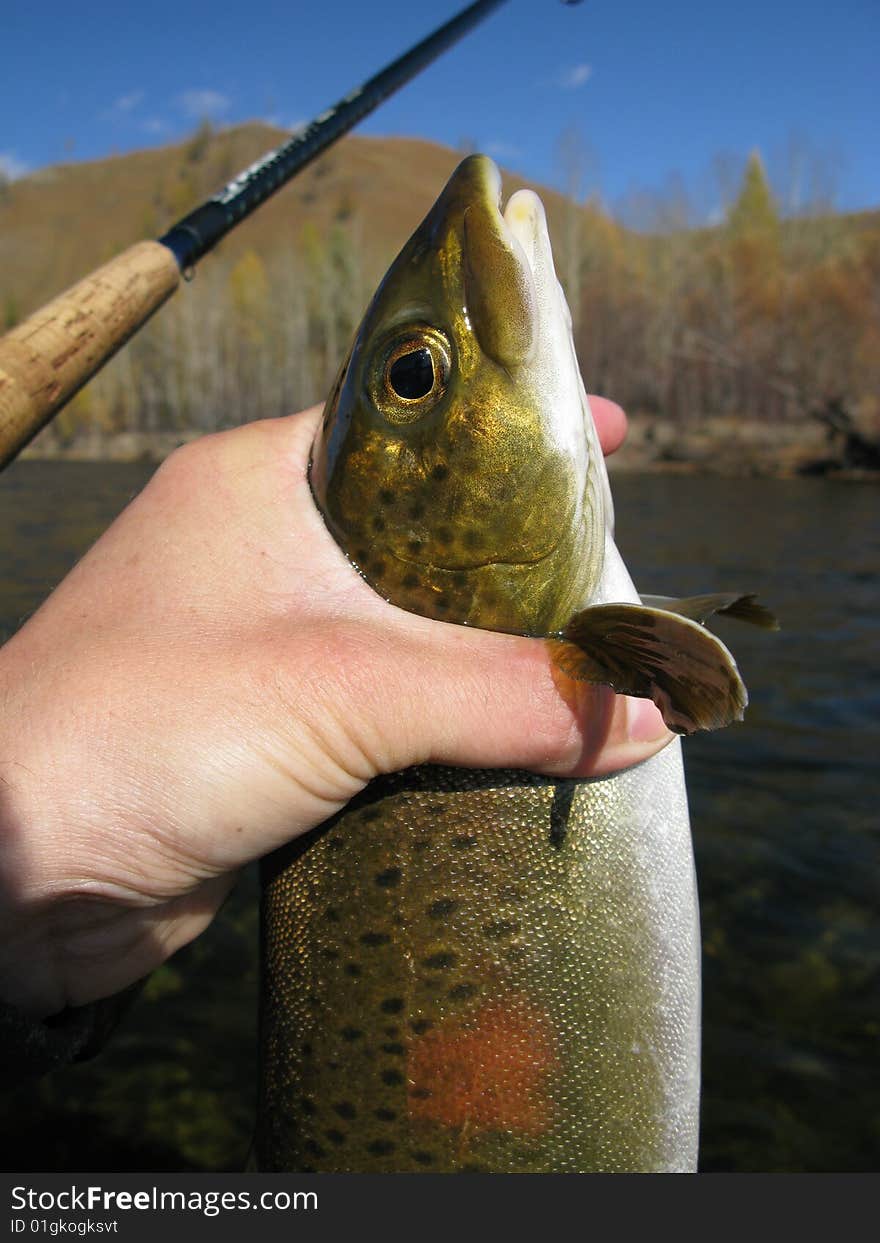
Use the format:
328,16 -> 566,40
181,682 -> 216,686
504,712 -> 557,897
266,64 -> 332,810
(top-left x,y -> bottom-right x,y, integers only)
311,154 -> 606,634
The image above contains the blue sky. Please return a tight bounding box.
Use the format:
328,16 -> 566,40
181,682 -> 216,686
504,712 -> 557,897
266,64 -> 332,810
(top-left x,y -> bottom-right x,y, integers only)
2,0 -> 876,221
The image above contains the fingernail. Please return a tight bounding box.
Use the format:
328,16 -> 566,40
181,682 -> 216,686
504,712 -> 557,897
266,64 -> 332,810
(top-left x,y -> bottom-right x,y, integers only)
625,695 -> 669,744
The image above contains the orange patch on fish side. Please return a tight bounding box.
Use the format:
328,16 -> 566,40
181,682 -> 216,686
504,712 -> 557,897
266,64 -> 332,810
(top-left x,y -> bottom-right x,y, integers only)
407,998 -> 555,1135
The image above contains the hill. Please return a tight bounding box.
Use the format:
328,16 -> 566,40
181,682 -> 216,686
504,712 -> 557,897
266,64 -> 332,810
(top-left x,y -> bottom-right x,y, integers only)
1,125 -> 878,474
1,124 -> 576,320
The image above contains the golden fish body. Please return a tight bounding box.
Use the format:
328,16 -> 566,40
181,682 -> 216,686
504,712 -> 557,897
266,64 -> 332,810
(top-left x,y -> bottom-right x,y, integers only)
258,754 -> 697,1171
255,156 -> 760,1172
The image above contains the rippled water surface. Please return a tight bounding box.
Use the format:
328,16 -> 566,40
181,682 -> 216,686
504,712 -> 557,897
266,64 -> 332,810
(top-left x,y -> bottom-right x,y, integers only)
1,462 -> 877,1171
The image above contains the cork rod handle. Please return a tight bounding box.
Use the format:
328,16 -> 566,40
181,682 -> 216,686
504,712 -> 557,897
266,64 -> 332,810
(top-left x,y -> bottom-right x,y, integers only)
0,241 -> 181,470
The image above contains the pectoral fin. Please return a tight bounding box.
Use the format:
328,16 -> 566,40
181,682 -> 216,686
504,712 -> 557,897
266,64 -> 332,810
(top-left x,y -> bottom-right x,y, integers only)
639,592 -> 779,630
551,603 -> 748,735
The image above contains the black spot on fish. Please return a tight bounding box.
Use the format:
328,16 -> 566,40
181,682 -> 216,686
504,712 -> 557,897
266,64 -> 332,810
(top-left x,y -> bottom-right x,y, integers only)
333,1101 -> 357,1121
355,547 -> 368,565
460,1163 -> 488,1173
326,1059 -> 342,1070
410,1086 -> 432,1100
380,997 -> 404,1015
345,962 -> 361,978
381,1069 -> 404,1087
372,516 -> 386,532
300,1096 -> 317,1116
327,836 -> 344,851
383,1025 -> 399,1037
505,947 -> 527,963
435,526 -> 452,545
367,1139 -> 396,1156
462,528 -> 483,550
410,1019 -> 432,1035
379,488 -> 395,505
482,919 -> 520,939
375,867 -> 402,888
423,951 -> 458,971
427,897 -> 459,919
402,572 -> 420,589
301,1042 -> 313,1058
321,947 -> 339,960
407,539 -> 422,556
497,884 -> 524,903
431,463 -> 449,482
381,1042 -> 405,1056
361,808 -> 381,824
427,802 -> 445,815
452,834 -> 478,849
301,1165 -> 317,1174
409,502 -> 425,520
412,1151 -> 435,1166
325,1129 -> 346,1146
550,780 -> 576,849
324,906 -> 340,922
360,931 -> 391,947
371,560 -> 386,577
435,596 -> 449,612
304,1140 -> 326,1158
449,982 -> 477,1001
413,838 -> 431,851
341,1026 -> 363,1042
375,1108 -> 397,1122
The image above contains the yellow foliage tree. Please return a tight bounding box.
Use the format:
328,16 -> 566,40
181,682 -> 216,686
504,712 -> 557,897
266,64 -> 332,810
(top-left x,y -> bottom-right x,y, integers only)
229,250 -> 270,346
726,151 -> 782,321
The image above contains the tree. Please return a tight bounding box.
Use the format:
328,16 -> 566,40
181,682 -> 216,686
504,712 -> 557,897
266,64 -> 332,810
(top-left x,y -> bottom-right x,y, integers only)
725,150 -> 783,339
555,125 -> 600,335
185,119 -> 215,166
726,151 -> 780,243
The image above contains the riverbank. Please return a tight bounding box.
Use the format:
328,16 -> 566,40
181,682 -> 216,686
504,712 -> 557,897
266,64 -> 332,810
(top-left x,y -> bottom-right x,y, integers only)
18,415 -> 877,479
610,415 -> 878,478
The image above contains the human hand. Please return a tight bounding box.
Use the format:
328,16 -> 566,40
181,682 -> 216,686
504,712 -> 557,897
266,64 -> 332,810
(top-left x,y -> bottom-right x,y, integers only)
0,399 -> 669,1018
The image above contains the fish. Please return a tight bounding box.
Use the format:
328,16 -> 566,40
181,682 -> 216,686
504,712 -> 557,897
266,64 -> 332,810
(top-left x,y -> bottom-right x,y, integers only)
255,155 -> 774,1173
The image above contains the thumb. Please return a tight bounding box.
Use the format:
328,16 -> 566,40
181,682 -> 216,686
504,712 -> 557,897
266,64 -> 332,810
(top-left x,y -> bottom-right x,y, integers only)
319,607 -> 673,786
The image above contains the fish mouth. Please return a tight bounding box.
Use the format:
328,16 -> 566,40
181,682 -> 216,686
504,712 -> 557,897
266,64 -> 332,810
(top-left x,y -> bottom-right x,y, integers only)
457,156 -> 552,370
386,537 -> 565,576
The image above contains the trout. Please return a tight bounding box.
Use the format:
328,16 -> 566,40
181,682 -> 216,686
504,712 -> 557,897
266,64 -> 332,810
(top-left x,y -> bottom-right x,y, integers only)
256,156 -> 773,1173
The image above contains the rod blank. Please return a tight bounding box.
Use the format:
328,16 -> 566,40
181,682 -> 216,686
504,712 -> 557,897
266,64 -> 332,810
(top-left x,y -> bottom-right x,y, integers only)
161,0 -> 509,270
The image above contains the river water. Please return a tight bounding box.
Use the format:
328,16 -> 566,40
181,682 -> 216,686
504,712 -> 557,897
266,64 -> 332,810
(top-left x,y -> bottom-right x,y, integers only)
0,461 -> 877,1172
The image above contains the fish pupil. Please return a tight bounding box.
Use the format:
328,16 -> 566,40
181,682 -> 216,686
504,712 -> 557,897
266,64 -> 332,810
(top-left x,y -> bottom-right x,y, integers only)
388,348 -> 434,400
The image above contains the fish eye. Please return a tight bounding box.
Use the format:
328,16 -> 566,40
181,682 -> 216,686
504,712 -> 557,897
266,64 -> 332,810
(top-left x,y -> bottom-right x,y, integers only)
388,347 -> 434,400
373,329 -> 451,424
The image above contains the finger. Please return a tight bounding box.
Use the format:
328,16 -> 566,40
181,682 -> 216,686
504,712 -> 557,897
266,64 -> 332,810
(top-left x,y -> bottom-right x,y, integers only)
588,396 -> 628,457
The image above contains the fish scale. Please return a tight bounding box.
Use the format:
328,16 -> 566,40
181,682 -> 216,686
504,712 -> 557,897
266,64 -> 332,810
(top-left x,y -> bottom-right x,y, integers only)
258,752 -> 698,1173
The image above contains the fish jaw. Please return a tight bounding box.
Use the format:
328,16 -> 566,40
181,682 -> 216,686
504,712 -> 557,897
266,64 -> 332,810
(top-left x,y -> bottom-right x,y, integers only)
310,155 -> 606,636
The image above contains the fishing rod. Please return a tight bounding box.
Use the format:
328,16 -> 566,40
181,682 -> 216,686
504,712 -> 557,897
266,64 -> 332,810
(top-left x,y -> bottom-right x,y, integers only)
0,0 -> 519,471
